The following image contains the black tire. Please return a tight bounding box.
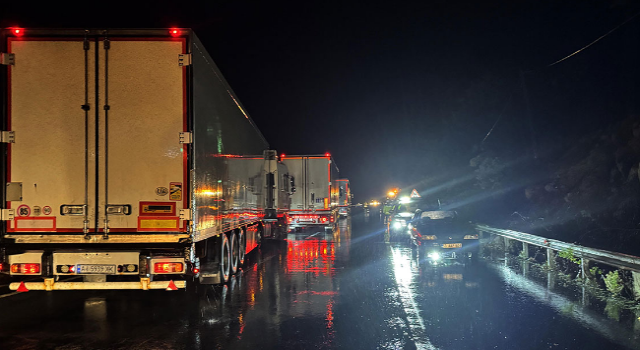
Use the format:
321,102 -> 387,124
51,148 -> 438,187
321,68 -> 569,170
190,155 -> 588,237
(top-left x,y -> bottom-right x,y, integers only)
230,231 -> 239,275
238,228 -> 246,266
220,234 -> 231,283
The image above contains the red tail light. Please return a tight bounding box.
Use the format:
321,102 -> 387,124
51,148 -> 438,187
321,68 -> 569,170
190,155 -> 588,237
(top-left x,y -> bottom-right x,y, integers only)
192,267 -> 200,274
11,28 -> 24,36
169,28 -> 181,37
154,262 -> 184,273
320,217 -> 328,223
11,263 -> 40,274
325,152 -> 330,157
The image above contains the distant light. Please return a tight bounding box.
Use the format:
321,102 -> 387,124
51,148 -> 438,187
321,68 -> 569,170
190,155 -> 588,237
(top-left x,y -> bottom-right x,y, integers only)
399,196 -> 411,204
325,152 -> 330,157
169,28 -> 180,37
428,252 -> 441,260
281,153 -> 285,158
12,28 -> 24,36
388,191 -> 397,197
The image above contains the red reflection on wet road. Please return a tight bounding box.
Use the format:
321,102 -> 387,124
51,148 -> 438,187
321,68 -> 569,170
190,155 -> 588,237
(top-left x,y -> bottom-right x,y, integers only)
286,239 -> 336,276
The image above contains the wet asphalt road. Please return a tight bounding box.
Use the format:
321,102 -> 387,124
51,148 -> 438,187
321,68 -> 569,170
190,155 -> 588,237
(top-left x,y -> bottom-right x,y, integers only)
0,211 -> 638,349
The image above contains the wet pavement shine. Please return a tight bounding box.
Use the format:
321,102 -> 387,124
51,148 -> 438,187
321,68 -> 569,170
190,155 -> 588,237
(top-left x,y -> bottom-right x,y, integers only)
0,210 -> 638,349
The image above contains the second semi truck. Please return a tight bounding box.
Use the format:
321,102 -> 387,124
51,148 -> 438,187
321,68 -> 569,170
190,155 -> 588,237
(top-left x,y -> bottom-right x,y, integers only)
281,154 -> 339,229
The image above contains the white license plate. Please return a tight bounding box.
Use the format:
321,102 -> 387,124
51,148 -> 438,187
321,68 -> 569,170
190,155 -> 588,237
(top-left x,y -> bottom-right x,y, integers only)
77,264 -> 115,274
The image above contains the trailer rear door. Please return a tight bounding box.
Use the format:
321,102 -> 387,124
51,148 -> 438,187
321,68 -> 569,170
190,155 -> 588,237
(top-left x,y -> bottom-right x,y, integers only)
5,32 -> 187,235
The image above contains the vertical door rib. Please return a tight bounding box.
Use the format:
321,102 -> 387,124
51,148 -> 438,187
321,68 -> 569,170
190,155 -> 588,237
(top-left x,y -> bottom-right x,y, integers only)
103,33 -> 110,238
82,32 -> 90,236
94,38 -> 100,233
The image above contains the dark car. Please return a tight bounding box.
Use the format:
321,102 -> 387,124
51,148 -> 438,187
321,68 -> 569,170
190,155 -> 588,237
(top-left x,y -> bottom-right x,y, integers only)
409,211 -> 479,262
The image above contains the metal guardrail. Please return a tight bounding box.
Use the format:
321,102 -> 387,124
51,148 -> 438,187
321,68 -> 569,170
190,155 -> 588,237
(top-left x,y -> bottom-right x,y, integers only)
474,224 -> 640,273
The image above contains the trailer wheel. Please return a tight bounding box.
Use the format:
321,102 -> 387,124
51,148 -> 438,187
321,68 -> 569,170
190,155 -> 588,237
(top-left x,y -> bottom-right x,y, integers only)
238,228 -> 246,266
230,231 -> 239,275
220,234 -> 231,283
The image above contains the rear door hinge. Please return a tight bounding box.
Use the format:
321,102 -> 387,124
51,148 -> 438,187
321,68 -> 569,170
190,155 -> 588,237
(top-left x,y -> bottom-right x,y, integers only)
1,131 -> 14,143
179,132 -> 192,144
179,209 -> 192,221
1,209 -> 15,221
1,53 -> 15,66
178,53 -> 192,67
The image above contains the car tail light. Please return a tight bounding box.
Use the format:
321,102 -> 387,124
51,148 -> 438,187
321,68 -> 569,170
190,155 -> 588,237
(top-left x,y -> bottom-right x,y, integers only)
169,28 -> 181,37
320,217 -> 328,223
464,234 -> 479,240
154,262 -> 184,274
11,28 -> 24,36
11,263 -> 41,274
192,267 -> 200,274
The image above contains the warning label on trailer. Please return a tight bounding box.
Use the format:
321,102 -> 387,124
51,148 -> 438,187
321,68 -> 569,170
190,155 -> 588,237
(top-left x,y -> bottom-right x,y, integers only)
17,205 -> 30,217
170,182 -> 182,201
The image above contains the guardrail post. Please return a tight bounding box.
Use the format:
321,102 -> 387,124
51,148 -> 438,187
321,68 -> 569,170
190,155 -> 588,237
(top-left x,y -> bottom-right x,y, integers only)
522,242 -> 529,258
548,270 -> 556,290
504,237 -> 510,252
633,272 -> 640,300
547,248 -> 556,269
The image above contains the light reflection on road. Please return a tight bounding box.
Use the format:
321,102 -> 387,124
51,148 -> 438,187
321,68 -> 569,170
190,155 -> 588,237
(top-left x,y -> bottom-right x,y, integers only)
390,246 -> 438,350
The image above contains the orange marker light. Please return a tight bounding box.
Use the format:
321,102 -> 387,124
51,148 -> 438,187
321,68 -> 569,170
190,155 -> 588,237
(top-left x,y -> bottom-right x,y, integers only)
154,262 -> 184,273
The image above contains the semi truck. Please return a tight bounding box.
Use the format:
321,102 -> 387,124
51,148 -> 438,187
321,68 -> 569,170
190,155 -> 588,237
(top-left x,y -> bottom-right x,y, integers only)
281,154 -> 339,228
336,178 -> 351,217
0,27 -> 287,291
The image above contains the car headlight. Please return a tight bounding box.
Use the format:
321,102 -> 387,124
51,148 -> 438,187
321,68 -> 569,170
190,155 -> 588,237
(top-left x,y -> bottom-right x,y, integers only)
464,234 -> 479,239
427,252 -> 441,260
393,221 -> 403,229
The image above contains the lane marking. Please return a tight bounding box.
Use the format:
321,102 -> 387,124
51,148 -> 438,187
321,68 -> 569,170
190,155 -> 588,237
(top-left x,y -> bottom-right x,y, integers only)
389,246 -> 438,350
305,232 -> 323,239
0,291 -> 19,299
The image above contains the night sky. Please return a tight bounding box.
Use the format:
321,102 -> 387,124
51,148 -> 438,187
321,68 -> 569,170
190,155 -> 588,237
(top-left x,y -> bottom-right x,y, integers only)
3,0 -> 639,201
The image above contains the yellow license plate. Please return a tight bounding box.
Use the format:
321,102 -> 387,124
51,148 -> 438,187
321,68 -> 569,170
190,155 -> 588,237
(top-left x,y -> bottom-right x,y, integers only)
442,243 -> 462,248
443,274 -> 463,280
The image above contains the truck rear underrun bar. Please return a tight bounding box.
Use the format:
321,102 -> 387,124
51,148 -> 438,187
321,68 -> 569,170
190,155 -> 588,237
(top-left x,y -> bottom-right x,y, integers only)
10,278 -> 186,291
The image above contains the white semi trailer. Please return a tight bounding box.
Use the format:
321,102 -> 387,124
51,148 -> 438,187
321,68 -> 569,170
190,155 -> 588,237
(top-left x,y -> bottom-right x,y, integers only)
0,28 -> 288,290
281,154 -> 339,229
